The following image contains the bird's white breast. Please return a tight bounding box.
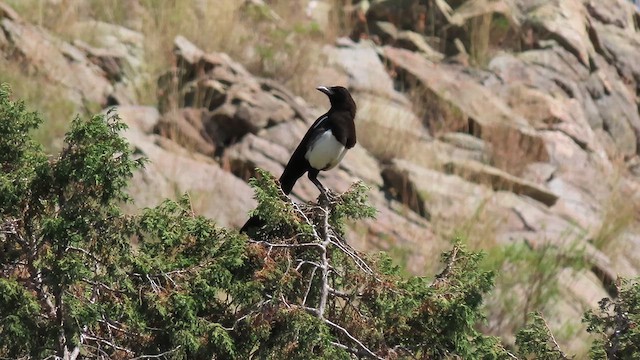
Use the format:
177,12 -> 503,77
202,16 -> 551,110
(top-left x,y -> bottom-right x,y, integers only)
305,130 -> 346,170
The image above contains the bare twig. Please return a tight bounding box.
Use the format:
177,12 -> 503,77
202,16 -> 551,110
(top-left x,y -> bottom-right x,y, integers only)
540,313 -> 570,359
249,240 -> 323,250
83,334 -> 134,355
66,245 -> 101,263
3,218 -> 57,319
296,260 -> 323,271
328,234 -> 375,276
318,206 -> 330,318
324,318 -> 383,360
302,266 -> 318,307
130,346 -> 182,359
432,245 -> 460,287
244,187 -> 387,358
328,287 -> 350,299
505,350 -> 519,359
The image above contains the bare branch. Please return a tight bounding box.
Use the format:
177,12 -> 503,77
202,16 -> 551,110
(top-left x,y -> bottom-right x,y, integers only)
432,245 -> 460,287
83,334 -> 134,356
130,346 -> 182,359
249,240 -> 323,250
81,278 -> 130,295
66,245 -> 101,263
506,350 -> 519,359
540,313 -> 570,360
324,318 -> 383,360
318,206 -> 330,318
296,260 -> 323,271
328,234 -> 375,276
328,287 -> 350,299
302,266 -> 318,307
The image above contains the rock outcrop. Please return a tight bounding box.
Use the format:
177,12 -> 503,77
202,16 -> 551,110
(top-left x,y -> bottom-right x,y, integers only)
154,36 -> 444,273
0,5 -> 142,109
1,0 -> 639,352
116,105 -> 256,228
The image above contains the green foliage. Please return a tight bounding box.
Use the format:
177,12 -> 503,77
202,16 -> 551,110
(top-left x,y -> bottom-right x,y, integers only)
247,168 -> 314,238
240,172 -> 511,358
0,279 -> 43,356
329,181 -> 377,234
4,84 -> 640,359
517,279 -> 640,359
583,279 -> 640,359
516,312 -> 570,359
0,84 -> 253,359
482,240 -> 587,337
377,245 -> 508,359
0,83 -> 514,359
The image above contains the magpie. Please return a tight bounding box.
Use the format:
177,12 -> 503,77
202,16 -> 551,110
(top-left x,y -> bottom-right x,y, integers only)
279,85 -> 357,195
240,85 -> 357,233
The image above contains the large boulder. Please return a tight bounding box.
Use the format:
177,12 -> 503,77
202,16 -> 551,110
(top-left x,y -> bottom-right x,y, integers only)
591,22 -> 640,90
0,6 -> 143,108
520,0 -> 595,67
116,105 -> 255,228
157,36 -> 309,151
383,46 -> 549,174
316,40 -> 432,163
489,47 -> 640,157
0,14 -> 113,107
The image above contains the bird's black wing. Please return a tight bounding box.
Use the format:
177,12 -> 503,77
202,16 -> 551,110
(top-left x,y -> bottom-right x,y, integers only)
321,111 -> 355,147
279,114 -> 331,194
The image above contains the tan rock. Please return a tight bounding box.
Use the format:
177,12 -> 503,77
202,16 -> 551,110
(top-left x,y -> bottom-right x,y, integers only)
396,31 -> 444,62
114,105 -> 160,134
444,158 -> 559,206
119,112 -> 255,228
384,46 -> 549,173
157,108 -> 216,157
1,17 -> 113,106
523,0 -> 594,67
158,36 -> 305,144
584,0 -> 639,30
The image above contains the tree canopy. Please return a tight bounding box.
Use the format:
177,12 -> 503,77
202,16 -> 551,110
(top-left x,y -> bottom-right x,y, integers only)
1,84 -> 639,359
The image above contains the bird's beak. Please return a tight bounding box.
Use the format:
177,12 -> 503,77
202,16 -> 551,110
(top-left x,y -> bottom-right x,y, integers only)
316,86 -> 333,96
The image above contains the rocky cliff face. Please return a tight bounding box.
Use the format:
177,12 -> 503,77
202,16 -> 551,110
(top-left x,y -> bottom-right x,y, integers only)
1,0 -> 638,352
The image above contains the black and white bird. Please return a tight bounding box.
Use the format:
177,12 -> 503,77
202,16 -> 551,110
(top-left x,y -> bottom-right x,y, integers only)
240,86 -> 357,234
279,85 -> 357,195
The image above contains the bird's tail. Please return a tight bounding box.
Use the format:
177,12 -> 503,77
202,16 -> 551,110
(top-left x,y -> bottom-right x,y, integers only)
279,164 -> 305,195
240,214 -> 263,234
242,163 -> 303,235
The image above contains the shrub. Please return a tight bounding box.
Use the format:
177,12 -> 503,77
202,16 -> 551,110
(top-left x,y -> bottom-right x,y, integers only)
0,84 -> 511,359
2,83 -> 640,359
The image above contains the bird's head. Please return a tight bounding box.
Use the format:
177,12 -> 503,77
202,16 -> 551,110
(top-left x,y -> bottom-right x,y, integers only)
317,86 -> 357,118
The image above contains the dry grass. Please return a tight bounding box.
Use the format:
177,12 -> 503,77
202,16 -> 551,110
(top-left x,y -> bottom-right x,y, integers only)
2,0 -> 346,154
450,198 -> 505,250
357,121 -> 414,161
4,0 -> 335,110
468,13 -> 493,67
467,13 -> 520,67
355,95 -> 427,162
591,171 -> 640,257
480,240 -> 590,353
407,82 -> 468,136
8,0 -> 247,105
5,0 -> 241,53
0,59 -> 76,153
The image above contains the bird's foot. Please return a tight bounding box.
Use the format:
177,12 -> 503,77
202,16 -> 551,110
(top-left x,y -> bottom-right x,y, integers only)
318,188 -> 338,206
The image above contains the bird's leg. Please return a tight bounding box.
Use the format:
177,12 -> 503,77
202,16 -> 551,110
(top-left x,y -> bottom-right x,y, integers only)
308,170 -> 327,194
308,170 -> 330,203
